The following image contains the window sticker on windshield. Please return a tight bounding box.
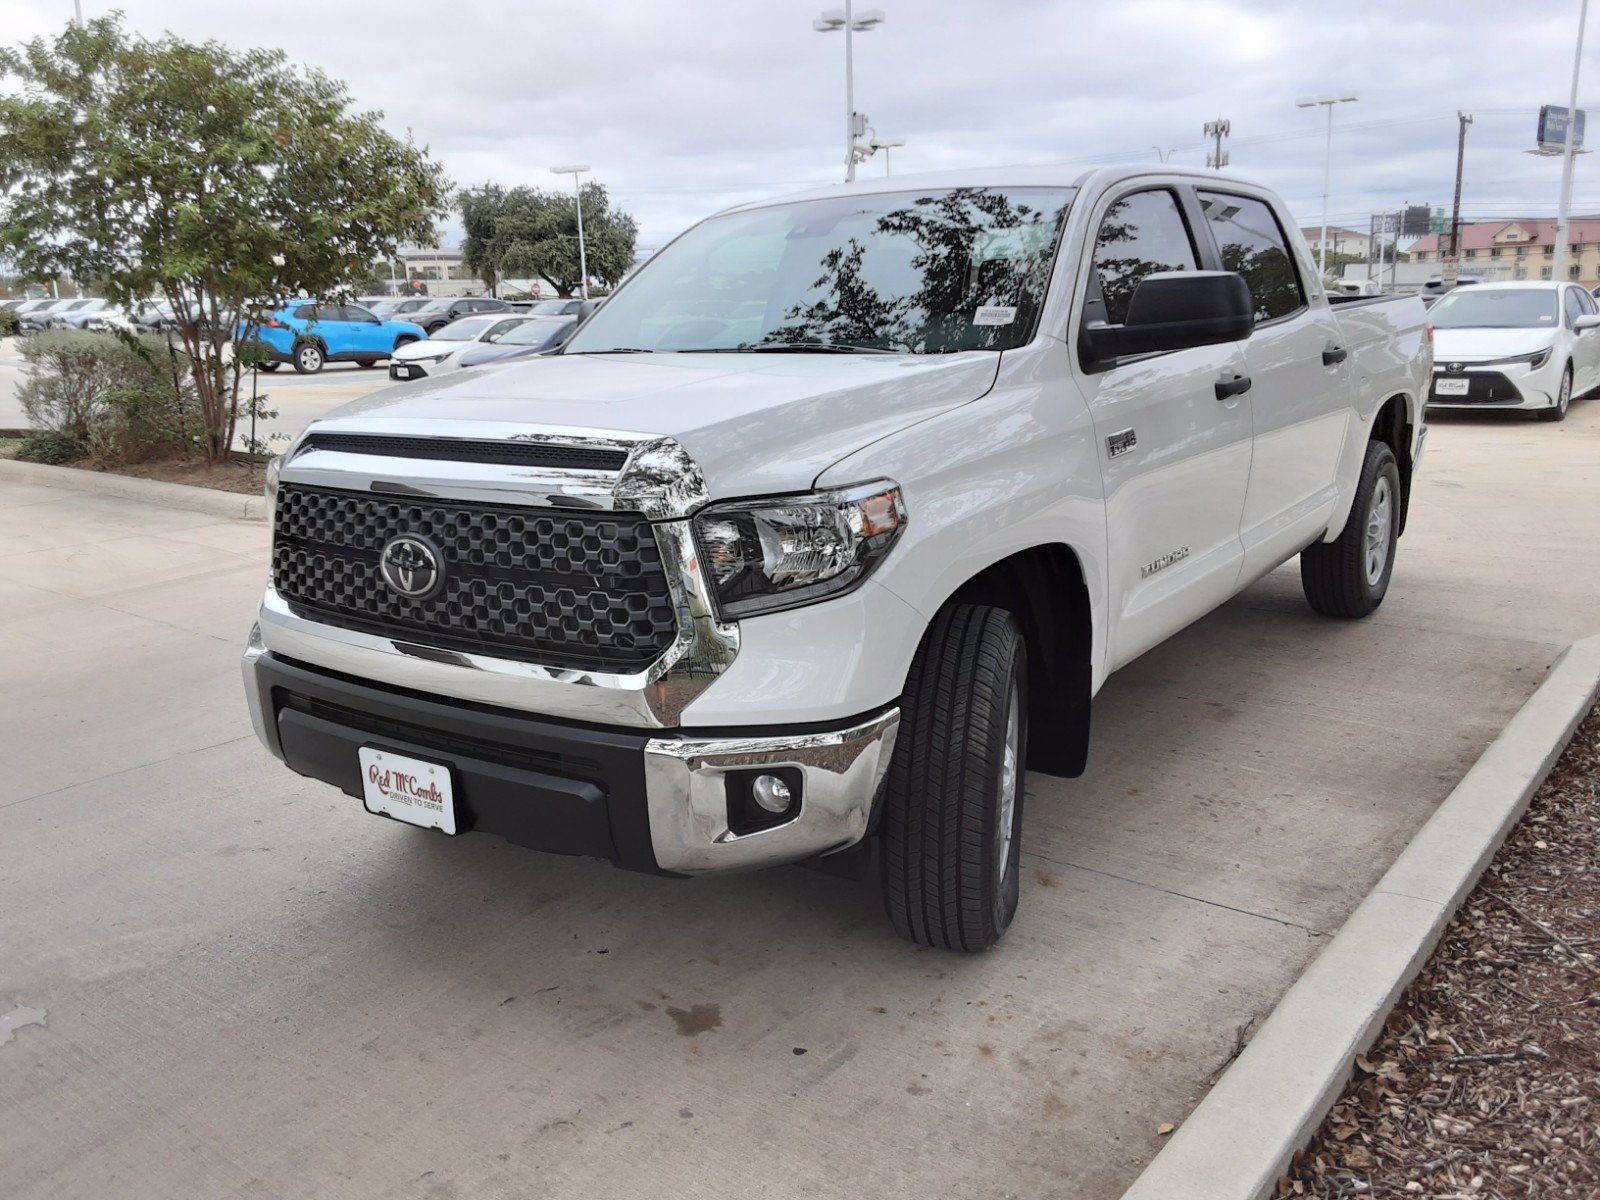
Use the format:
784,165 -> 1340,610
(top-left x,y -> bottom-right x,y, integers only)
974,305 -> 1018,326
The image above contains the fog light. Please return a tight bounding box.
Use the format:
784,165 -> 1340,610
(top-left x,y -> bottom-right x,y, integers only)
751,774 -> 793,814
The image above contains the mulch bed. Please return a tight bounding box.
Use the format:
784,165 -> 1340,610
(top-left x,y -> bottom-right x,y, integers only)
93,454 -> 265,495
1280,706 -> 1600,1198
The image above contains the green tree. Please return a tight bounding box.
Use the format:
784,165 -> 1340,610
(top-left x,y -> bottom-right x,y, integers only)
0,16 -> 450,461
459,182 -> 637,297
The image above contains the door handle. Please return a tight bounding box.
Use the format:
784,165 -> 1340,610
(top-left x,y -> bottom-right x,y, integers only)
1322,343 -> 1349,366
1215,371 -> 1252,401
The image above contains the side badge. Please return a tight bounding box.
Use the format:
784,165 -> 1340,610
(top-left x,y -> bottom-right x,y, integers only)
1107,429 -> 1137,459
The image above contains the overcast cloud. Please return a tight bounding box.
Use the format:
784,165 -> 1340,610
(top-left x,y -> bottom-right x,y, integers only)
3,1 -> 1597,249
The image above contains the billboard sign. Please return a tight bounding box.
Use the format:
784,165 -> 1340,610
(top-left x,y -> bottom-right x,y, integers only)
1538,104 -> 1586,152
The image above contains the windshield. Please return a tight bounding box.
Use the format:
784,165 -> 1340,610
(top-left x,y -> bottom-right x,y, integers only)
1429,288 -> 1559,329
415,299 -> 455,313
501,319 -> 567,346
431,316 -> 496,342
565,186 -> 1075,355
521,300 -> 570,315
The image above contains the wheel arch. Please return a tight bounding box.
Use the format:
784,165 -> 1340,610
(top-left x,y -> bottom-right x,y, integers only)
936,542 -> 1093,779
1370,392 -> 1416,535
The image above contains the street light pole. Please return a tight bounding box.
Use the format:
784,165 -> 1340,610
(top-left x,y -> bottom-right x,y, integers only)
1554,0 -> 1590,283
813,5 -> 885,182
871,137 -> 905,175
550,164 -> 591,300
1297,93 -> 1359,277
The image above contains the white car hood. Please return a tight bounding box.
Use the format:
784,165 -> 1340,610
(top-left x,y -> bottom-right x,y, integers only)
393,337 -> 468,361
1432,327 -> 1558,362
310,350 -> 1001,498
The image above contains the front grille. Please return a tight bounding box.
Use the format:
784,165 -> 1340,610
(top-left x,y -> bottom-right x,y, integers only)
300,433 -> 628,471
272,484 -> 678,671
1430,371 -> 1523,404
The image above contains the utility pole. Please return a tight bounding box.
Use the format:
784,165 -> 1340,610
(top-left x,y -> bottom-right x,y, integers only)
1449,112 -> 1472,262
1554,0 -> 1590,283
1204,118 -> 1231,170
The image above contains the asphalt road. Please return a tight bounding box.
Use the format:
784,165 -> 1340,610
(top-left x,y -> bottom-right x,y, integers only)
3,399 -> 1598,1199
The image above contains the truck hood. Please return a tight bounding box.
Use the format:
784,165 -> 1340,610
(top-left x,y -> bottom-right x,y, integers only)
1432,327 -> 1558,361
311,350 -> 1001,496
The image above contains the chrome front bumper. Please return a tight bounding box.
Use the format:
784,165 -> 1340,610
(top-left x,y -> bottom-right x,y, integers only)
243,626 -> 899,875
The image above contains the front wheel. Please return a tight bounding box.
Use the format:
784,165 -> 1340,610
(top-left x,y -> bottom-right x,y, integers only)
256,361 -> 281,373
292,342 -> 325,374
1537,363 -> 1573,422
1301,439 -> 1401,618
880,605 -> 1027,952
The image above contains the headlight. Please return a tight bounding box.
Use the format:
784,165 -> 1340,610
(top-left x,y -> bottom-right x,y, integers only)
264,453 -> 283,506
692,480 -> 906,618
1476,348 -> 1553,368
411,350 -> 452,363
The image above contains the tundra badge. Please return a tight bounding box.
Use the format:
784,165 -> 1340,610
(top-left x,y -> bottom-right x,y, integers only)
1141,547 -> 1191,578
1107,429 -> 1137,458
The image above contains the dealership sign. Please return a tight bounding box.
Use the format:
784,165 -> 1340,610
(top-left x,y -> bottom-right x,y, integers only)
1537,104 -> 1586,152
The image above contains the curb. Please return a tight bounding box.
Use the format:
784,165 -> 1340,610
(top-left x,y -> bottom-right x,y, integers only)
1120,633 -> 1600,1200
0,456 -> 266,522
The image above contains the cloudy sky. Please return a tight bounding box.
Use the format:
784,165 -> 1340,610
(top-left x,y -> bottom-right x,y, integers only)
4,0 -> 1597,249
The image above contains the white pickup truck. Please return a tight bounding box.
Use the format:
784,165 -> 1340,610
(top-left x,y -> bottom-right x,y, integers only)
243,166 -> 1430,951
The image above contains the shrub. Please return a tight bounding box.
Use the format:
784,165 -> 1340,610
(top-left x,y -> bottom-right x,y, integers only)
15,430 -> 85,464
0,307 -> 18,337
19,331 -> 201,463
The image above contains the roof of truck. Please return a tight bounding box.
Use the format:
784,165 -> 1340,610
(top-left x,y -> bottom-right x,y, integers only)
716,164 -> 1268,219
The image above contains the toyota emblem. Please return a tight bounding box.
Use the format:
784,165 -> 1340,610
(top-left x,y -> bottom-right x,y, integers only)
1448,362 -> 1463,373
379,534 -> 443,600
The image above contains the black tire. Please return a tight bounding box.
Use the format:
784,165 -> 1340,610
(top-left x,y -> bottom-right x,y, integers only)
393,335 -> 418,352
257,361 -> 281,373
292,341 -> 325,375
881,605 -> 1028,952
1301,439 -> 1401,619
355,357 -> 380,368
1537,362 -> 1573,422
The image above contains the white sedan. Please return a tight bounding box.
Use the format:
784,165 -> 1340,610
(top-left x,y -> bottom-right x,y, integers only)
388,313 -> 537,381
1428,281 -> 1600,422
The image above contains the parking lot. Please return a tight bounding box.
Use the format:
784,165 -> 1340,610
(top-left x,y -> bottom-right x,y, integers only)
2,399 -> 1597,1200
0,336 -> 391,447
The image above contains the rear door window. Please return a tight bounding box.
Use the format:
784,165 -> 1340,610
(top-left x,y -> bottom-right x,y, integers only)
1088,189 -> 1200,327
1197,191 -> 1306,322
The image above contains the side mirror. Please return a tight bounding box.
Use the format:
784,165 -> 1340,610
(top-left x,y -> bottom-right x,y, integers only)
1575,313 -> 1600,333
578,298 -> 605,321
1084,271 -> 1254,366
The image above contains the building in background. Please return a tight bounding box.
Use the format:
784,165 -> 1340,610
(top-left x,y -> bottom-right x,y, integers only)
1300,226 -> 1374,261
1409,217 -> 1600,287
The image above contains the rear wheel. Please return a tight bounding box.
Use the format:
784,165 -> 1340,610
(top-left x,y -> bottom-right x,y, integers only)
257,361 -> 281,373
1537,362 -> 1572,422
1301,439 -> 1401,618
880,605 -> 1028,952
355,357 -> 380,368
292,341 -> 325,374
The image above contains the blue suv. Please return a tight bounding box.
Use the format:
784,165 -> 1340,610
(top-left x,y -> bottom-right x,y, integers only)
243,302 -> 427,374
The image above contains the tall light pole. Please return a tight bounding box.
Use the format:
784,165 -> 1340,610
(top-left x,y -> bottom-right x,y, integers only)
813,4 -> 886,182
1297,93 -> 1359,277
1555,0 -> 1590,283
550,164 -> 591,300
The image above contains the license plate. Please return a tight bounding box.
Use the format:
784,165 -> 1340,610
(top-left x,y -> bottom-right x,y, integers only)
390,365 -> 412,380
359,746 -> 457,834
1434,377 -> 1470,397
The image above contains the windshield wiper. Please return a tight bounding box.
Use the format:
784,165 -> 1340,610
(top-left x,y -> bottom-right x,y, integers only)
568,347 -> 655,354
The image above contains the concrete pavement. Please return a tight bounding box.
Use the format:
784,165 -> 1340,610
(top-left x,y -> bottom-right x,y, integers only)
2,399 -> 1598,1199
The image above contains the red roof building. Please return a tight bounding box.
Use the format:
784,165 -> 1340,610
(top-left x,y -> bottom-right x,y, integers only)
1411,218 -> 1600,285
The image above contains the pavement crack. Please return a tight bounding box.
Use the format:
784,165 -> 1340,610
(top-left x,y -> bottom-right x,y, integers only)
1,734 -> 257,811
1022,848 -> 1328,935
